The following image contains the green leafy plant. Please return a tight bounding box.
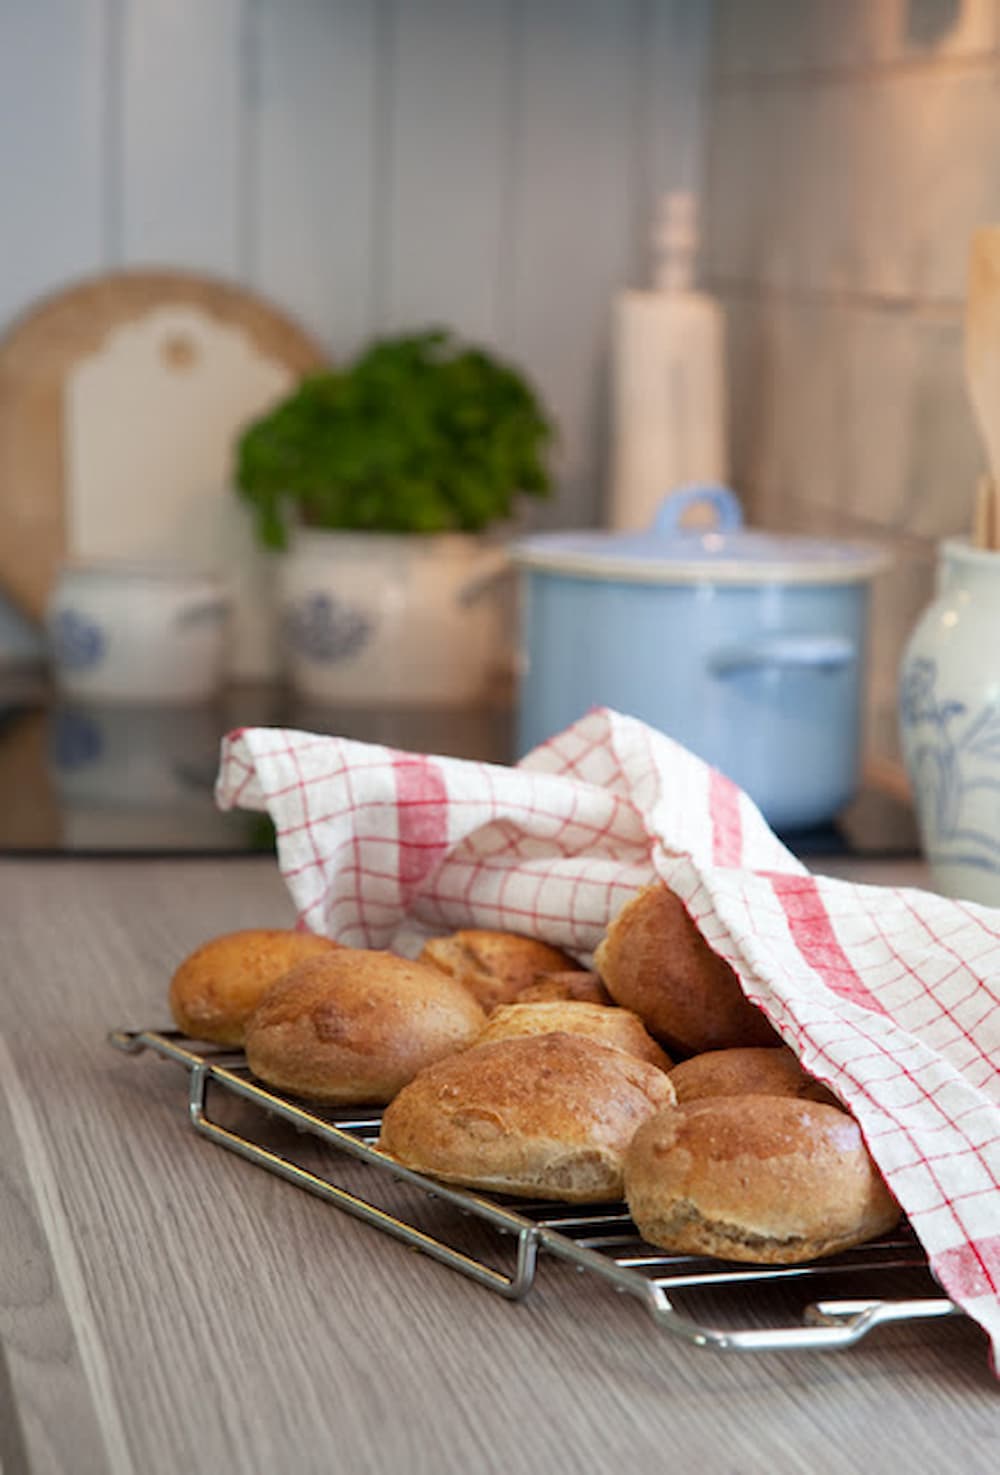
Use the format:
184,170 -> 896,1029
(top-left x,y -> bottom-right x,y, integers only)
235,330 -> 553,548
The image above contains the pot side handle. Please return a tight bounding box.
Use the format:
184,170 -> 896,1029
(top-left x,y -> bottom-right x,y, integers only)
709,634 -> 856,677
174,594 -> 231,628
456,550 -> 512,607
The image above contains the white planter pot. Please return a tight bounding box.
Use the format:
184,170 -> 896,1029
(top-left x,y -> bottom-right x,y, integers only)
278,529 -> 511,706
899,537 -> 1000,905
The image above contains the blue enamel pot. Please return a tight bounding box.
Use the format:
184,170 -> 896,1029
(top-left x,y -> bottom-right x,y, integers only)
511,487 -> 889,832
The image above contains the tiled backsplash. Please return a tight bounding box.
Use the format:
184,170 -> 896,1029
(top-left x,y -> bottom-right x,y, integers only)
705,0 -> 1000,770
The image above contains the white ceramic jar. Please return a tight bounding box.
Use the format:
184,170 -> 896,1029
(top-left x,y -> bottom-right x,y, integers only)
46,560 -> 230,704
899,537 -> 1000,905
277,529 -> 510,706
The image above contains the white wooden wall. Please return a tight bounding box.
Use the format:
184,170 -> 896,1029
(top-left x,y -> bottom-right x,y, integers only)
0,0 -> 710,532
704,0 -> 999,766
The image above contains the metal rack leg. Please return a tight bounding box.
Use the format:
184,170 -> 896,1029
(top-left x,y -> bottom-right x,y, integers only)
186,1064 -> 540,1300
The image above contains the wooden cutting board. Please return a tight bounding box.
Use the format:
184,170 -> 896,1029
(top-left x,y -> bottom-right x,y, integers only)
0,270 -> 328,676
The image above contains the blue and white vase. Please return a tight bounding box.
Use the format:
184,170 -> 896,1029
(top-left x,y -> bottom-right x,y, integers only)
899,537 -> 1000,906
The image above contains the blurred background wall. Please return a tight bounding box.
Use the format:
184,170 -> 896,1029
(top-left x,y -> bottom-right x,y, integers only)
705,0 -> 1000,761
4,0 -> 1000,766
1,0 -> 709,532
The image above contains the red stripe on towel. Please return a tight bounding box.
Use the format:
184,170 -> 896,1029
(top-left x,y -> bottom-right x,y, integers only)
934,1235 -> 1000,1301
769,872 -> 888,1014
709,768 -> 744,867
393,754 -> 450,903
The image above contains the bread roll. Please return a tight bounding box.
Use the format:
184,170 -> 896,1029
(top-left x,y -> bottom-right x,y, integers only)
475,1001 -> 672,1071
169,928 -> 341,1046
379,1032 -> 675,1202
669,1046 -> 841,1108
625,1096 -> 900,1264
595,882 -> 778,1056
419,929 -> 585,1013
518,971 -> 614,1007
245,949 -> 486,1104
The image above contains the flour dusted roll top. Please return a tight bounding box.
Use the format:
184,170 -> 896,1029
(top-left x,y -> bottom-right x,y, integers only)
379,1032 -> 675,1203
595,881 -> 779,1056
244,949 -> 486,1105
169,928 -> 342,1046
475,1001 -> 672,1071
419,929 -> 585,1013
625,1096 -> 900,1264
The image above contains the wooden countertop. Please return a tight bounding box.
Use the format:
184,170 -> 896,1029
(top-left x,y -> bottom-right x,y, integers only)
1,856 -> 996,1475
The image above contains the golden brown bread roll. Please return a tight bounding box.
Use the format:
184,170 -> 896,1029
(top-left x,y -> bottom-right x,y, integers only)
625,1096 -> 900,1264
169,928 -> 341,1046
669,1046 -> 841,1108
244,949 -> 486,1104
594,881 -> 779,1056
475,1001 -> 672,1071
418,929 -> 584,1013
518,970 -> 614,1007
379,1032 -> 675,1202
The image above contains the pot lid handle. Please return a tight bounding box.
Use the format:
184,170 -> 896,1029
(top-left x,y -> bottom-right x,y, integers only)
652,484 -> 745,535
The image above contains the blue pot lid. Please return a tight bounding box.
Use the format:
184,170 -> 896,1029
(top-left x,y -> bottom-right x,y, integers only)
511,485 -> 889,587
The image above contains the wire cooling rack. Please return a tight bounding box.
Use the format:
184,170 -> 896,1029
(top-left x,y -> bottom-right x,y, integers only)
109,1027 -> 963,1354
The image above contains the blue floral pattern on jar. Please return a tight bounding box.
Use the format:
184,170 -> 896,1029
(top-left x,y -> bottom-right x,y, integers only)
899,656 -> 1000,873
50,609 -> 107,670
283,593 -> 373,664
51,709 -> 104,771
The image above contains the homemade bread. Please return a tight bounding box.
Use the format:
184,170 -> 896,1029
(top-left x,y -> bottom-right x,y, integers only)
244,949 -> 486,1104
169,928 -> 341,1046
669,1046 -> 841,1108
595,882 -> 778,1056
475,1001 -> 672,1071
625,1096 -> 900,1264
379,1032 -> 675,1202
518,971 -> 614,1007
419,929 -> 585,1013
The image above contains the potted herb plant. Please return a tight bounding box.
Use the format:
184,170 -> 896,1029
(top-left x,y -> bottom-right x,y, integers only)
235,330 -> 552,705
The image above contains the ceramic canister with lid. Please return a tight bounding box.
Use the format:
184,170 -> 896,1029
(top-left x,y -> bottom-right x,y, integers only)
899,537 -> 1000,905
511,487 -> 888,832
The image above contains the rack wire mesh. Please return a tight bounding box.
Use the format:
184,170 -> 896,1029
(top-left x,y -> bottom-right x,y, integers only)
110,1027 -> 962,1353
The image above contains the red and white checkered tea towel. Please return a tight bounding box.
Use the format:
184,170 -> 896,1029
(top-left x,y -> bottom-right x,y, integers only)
216,707 -> 1000,1367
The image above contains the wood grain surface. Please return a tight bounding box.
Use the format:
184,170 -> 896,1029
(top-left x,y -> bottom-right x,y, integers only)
0,857 -> 997,1475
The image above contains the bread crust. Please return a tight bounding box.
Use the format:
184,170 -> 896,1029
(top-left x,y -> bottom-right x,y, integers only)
475,1001 -> 672,1071
625,1096 -> 900,1263
595,882 -> 778,1055
244,949 -> 486,1104
517,971 -> 614,1007
419,930 -> 585,1012
669,1046 -> 840,1107
379,1032 -> 675,1202
169,928 -> 340,1046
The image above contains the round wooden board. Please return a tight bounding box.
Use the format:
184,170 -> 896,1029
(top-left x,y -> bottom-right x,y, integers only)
0,270 -> 329,621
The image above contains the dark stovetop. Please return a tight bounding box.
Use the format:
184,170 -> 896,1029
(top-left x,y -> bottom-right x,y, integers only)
0,676 -> 921,862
